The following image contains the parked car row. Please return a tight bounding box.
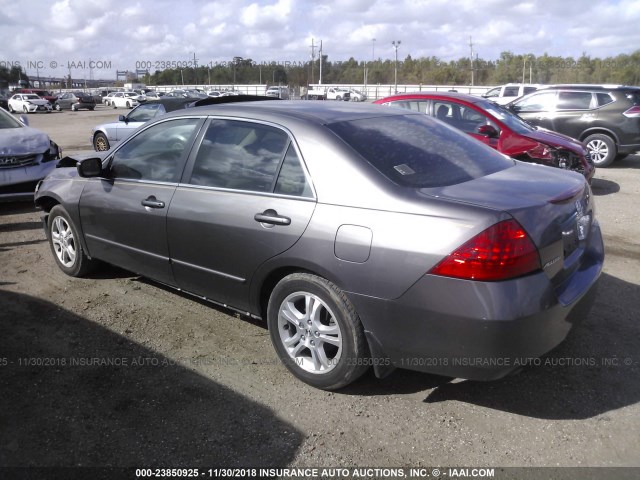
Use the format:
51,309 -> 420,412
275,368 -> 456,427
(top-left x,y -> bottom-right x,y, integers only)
374,92 -> 595,181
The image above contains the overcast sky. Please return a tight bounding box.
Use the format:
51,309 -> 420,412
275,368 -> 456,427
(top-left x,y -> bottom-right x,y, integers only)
1,0 -> 638,80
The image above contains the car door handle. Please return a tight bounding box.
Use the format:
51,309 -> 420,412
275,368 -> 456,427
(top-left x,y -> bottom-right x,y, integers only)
254,209 -> 291,226
141,196 -> 165,209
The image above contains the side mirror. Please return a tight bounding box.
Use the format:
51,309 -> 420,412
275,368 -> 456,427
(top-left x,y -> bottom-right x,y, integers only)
507,104 -> 519,113
119,114 -> 127,123
19,114 -> 29,126
478,125 -> 499,138
77,157 -> 103,177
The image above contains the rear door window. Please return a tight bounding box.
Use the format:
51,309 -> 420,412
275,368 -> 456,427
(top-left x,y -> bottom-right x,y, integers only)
385,100 -> 429,114
189,119 -> 289,192
557,91 -> 594,110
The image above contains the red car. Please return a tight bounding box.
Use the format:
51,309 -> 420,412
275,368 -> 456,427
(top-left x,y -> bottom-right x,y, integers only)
374,92 -> 595,182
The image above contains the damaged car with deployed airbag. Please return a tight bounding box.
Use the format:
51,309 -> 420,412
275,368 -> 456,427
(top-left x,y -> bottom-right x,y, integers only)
0,108 -> 60,200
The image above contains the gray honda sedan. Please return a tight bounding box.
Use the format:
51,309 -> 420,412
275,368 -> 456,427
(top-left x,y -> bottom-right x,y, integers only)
34,101 -> 603,390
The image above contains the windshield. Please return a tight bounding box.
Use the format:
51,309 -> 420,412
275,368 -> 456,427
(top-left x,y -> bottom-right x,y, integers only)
25,94 -> 40,100
481,101 -> 535,135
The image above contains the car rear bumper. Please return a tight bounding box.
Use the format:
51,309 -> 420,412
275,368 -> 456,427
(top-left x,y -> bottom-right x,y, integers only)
618,143 -> 640,155
348,222 -> 604,381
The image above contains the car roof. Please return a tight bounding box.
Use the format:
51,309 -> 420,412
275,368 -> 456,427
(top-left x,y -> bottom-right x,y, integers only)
377,91 -> 486,105
538,84 -> 640,92
162,99 -> 419,125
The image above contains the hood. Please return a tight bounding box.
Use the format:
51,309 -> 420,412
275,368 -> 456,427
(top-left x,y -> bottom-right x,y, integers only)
25,98 -> 50,106
524,127 -> 586,154
0,127 -> 50,155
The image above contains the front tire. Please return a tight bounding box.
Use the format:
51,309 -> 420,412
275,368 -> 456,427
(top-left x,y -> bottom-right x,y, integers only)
47,205 -> 96,277
585,134 -> 616,167
55,104 -> 61,111
93,132 -> 110,151
267,273 -> 369,390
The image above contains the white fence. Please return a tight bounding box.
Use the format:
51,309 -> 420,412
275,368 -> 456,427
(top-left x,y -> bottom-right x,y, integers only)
47,83 -> 494,101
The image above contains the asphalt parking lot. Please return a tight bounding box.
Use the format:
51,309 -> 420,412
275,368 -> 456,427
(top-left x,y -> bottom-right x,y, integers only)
1,105 -> 639,474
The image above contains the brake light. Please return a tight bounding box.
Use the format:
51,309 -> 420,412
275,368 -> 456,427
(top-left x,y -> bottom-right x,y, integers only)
623,106 -> 640,118
429,219 -> 540,281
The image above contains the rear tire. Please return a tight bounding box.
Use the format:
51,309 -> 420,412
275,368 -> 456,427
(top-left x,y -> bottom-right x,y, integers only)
267,273 -> 369,390
584,134 -> 616,167
47,205 -> 96,277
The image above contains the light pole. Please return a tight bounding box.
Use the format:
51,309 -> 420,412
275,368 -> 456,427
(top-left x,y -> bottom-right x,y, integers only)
367,38 -> 376,86
392,40 -> 401,93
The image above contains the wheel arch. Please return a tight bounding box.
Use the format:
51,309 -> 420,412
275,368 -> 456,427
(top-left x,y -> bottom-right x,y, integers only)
251,262 -> 348,324
579,127 -> 620,145
35,194 -> 94,260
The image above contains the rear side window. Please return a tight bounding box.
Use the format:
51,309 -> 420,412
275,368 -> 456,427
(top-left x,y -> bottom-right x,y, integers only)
327,114 -> 511,188
596,93 -> 614,107
503,86 -> 520,96
557,91 -> 593,110
387,100 -> 428,113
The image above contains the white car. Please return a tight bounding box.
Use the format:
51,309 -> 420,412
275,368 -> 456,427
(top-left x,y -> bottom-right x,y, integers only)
8,94 -> 52,113
102,92 -> 119,106
110,92 -> 140,109
349,89 -> 367,102
265,86 -> 289,99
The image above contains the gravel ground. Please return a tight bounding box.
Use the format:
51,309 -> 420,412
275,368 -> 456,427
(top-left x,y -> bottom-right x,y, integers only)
1,107 -> 639,478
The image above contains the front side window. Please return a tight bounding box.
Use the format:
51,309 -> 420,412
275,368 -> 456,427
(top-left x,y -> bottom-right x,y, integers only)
483,87 -> 501,98
110,118 -> 201,182
503,86 -> 520,96
189,120 -> 289,192
514,91 -> 557,112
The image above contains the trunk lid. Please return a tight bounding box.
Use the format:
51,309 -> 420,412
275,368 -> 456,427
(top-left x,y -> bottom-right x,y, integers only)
419,161 -> 594,282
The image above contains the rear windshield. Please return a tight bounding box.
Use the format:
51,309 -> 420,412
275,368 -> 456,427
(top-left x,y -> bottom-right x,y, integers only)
327,114 -> 512,188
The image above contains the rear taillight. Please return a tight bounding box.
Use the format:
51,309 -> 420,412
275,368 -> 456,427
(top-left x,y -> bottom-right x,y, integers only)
623,106 -> 640,118
429,219 -> 541,281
